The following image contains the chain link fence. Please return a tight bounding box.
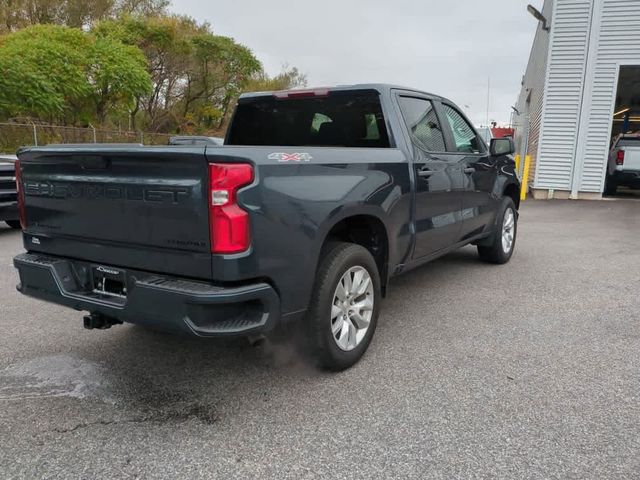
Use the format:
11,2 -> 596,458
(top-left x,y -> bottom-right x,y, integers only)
0,123 -> 173,153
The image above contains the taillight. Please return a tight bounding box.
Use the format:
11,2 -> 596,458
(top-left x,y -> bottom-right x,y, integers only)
208,163 -> 254,254
14,159 -> 26,230
616,150 -> 625,165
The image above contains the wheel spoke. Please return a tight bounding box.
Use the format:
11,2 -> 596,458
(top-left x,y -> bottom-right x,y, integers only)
332,317 -> 344,336
335,281 -> 347,302
343,273 -> 352,297
351,269 -> 364,296
338,320 -> 349,348
355,276 -> 371,296
352,298 -> 373,312
504,210 -> 514,229
347,321 -> 357,349
331,304 -> 343,320
351,311 -> 370,329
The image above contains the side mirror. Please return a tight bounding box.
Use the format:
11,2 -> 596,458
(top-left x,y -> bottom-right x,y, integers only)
490,138 -> 515,156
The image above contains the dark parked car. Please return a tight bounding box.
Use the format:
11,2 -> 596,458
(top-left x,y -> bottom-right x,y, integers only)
0,154 -> 20,229
13,84 -> 520,370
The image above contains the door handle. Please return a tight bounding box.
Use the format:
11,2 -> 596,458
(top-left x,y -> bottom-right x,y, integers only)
418,169 -> 435,178
463,167 -> 476,174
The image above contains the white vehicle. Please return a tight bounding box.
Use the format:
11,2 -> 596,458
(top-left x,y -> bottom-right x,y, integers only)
605,133 -> 640,195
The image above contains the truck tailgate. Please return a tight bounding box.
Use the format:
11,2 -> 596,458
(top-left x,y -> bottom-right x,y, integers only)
622,147 -> 640,171
17,146 -> 213,280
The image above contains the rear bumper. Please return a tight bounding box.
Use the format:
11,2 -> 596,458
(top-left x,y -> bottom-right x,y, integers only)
612,170 -> 640,187
0,200 -> 18,221
13,252 -> 280,337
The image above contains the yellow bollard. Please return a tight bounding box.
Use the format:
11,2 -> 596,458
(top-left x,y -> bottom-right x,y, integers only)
520,155 -> 531,201
514,154 -> 521,175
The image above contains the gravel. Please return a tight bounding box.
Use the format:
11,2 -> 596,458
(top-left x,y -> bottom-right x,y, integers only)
1,199 -> 639,479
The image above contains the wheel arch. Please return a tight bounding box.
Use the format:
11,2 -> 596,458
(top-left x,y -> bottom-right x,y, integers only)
503,181 -> 520,210
317,210 -> 391,296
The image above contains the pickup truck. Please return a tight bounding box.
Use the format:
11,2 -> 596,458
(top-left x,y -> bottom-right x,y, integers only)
0,154 -> 20,229
13,84 -> 520,370
605,133 -> 640,195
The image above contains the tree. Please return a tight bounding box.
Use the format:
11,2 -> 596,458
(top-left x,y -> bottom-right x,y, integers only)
95,15 -> 263,132
87,36 -> 152,123
0,0 -> 168,32
94,15 -> 199,130
244,66 -> 308,93
184,33 -> 261,129
0,13 -> 306,135
0,25 -> 90,119
0,24 -> 151,124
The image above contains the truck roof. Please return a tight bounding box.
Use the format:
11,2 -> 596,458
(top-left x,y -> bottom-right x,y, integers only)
239,83 -> 449,103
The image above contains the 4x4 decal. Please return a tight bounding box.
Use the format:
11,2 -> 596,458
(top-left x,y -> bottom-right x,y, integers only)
268,152 -> 313,162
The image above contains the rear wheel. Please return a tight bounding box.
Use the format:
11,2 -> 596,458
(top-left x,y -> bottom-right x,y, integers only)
478,197 -> 517,264
5,220 -> 21,229
604,176 -> 617,196
304,242 -> 381,371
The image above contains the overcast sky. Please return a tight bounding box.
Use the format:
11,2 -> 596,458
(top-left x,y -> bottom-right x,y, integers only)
171,0 -> 543,126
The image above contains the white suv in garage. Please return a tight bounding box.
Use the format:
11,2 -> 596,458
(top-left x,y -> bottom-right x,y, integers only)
605,133 -> 640,195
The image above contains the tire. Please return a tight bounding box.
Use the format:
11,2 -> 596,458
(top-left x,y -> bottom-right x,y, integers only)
5,220 -> 21,229
304,241 -> 381,371
604,176 -> 617,196
477,197 -> 517,264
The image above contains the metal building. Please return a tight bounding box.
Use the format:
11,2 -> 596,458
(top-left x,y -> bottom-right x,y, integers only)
514,0 -> 640,199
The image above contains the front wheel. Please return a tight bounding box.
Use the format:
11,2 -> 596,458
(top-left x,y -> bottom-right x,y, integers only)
478,197 -> 517,264
304,242 -> 381,371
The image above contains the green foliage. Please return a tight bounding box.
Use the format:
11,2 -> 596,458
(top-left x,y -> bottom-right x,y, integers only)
0,24 -> 151,122
0,9 -> 306,135
245,66 -> 308,93
87,36 -> 152,121
95,15 -> 264,132
0,25 -> 90,118
0,0 -> 168,31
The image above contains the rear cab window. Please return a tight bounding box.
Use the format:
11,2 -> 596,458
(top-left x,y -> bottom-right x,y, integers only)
227,90 -> 390,148
619,137 -> 640,148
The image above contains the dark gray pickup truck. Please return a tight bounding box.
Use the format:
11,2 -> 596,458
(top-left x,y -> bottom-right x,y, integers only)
13,84 -> 520,370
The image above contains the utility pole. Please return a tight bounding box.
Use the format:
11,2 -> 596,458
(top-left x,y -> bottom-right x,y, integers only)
486,77 -> 491,129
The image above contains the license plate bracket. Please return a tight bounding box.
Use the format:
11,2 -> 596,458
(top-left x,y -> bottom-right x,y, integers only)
92,265 -> 127,298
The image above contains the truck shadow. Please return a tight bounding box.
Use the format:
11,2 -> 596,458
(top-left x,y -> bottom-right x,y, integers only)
0,225 -> 21,237
64,246 -> 485,420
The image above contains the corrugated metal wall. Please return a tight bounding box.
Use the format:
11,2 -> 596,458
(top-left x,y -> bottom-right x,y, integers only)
534,0 -> 594,191
513,0 -> 553,182
576,0 -> 640,192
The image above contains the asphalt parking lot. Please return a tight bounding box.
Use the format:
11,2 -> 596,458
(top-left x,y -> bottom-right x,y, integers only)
1,200 -> 639,479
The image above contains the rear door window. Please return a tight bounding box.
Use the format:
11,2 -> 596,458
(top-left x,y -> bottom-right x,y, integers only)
227,91 -> 390,148
397,96 -> 446,152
